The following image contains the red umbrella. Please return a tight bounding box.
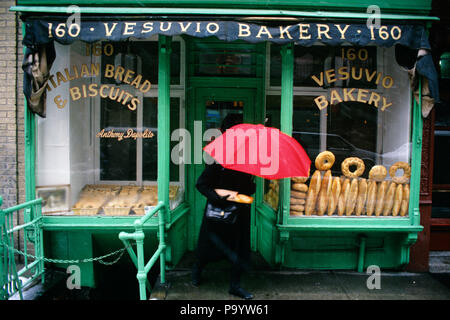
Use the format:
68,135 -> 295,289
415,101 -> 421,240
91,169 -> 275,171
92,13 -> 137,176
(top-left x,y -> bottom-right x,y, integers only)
203,123 -> 311,180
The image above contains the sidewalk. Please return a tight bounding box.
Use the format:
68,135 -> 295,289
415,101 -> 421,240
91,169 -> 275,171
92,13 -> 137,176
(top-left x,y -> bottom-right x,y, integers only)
147,251 -> 450,300
156,269 -> 450,300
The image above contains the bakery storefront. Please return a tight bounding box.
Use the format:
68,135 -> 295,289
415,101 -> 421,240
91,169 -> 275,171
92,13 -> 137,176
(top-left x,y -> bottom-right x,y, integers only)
11,1 -> 439,290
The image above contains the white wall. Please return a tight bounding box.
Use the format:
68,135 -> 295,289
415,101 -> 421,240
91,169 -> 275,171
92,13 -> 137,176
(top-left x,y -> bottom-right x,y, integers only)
380,46 -> 411,168
36,43 -> 71,187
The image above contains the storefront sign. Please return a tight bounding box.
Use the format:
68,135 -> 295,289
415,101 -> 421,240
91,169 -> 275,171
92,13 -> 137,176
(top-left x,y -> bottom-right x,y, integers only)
312,66 -> 394,110
24,20 -> 430,49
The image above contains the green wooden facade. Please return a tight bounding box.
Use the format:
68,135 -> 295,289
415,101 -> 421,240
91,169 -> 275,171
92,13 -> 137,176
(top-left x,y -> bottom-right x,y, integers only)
10,1 -> 434,289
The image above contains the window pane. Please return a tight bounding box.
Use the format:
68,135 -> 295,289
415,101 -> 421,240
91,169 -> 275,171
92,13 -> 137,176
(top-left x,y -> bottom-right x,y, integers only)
100,98 -> 137,180
142,97 -> 181,182
101,41 -> 180,85
263,95 -> 281,211
433,131 -> 450,185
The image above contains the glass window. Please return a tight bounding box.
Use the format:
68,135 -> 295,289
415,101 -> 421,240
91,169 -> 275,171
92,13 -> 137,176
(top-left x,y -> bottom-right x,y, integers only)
269,44 -> 412,217
36,39 -> 184,216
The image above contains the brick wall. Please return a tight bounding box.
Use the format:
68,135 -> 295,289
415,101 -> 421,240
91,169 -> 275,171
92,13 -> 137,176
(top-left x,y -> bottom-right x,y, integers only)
0,1 -> 22,210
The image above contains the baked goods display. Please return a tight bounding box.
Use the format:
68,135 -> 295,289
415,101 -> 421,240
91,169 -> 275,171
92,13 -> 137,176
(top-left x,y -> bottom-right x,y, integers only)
289,150 -> 411,217
72,184 -> 181,216
72,185 -> 121,215
264,180 -> 279,210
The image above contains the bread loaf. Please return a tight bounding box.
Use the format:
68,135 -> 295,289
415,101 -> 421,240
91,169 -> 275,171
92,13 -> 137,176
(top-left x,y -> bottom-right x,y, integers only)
327,177 -> 341,216
400,184 -> 410,216
375,181 -> 388,216
392,183 -> 403,216
291,190 -> 307,199
292,183 -> 308,193
345,178 -> 359,216
290,198 -> 306,205
383,182 -> 397,216
317,170 -> 332,216
337,178 -> 350,216
305,170 -> 321,215
366,181 -> 377,216
355,178 -> 368,216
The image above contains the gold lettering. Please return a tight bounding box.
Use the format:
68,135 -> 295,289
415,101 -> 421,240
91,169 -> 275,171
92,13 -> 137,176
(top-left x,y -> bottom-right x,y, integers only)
317,24 -> 332,40
69,87 -> 81,101
337,67 -> 349,80
335,24 -> 350,39
314,95 -> 329,110
382,76 -> 394,89
279,25 -> 293,39
104,23 -> 118,37
256,26 -> 273,39
330,90 -> 343,105
123,22 -> 137,35
381,97 -> 393,111
298,24 -> 311,40
342,88 -> 356,101
123,69 -> 135,84
325,69 -> 336,84
142,22 -> 154,33
368,91 -> 381,107
104,64 -> 115,78
179,22 -> 192,32
356,89 -> 369,103
311,72 -> 324,86
238,23 -> 251,37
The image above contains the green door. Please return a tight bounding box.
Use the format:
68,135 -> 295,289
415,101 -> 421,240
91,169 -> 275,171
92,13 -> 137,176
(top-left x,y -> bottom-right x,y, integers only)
187,87 -> 257,250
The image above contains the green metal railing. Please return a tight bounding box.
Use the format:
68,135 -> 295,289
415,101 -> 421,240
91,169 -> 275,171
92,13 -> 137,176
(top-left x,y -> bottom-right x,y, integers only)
119,201 -> 167,300
0,197 -> 44,300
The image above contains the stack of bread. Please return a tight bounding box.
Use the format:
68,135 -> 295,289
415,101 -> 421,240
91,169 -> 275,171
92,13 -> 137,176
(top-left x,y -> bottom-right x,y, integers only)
264,180 -> 279,210
72,184 -> 120,215
292,151 -> 411,217
132,186 -> 158,215
103,186 -> 141,216
290,177 -> 308,215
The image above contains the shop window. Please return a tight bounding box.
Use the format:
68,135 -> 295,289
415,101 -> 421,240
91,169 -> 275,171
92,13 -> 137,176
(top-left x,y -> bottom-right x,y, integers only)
268,44 -> 412,217
189,40 -> 258,77
36,39 -> 184,216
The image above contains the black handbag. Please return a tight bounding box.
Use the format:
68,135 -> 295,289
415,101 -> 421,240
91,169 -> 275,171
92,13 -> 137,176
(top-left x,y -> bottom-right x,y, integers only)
205,201 -> 239,224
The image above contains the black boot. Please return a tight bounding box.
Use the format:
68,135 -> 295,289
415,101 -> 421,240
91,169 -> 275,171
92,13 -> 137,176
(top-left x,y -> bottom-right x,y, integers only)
191,263 -> 202,287
229,285 -> 254,300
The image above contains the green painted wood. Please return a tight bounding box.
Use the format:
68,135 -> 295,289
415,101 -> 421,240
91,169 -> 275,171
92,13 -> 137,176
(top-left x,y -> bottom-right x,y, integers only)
14,0 -> 433,15
10,6 -> 438,21
279,44 -> 294,226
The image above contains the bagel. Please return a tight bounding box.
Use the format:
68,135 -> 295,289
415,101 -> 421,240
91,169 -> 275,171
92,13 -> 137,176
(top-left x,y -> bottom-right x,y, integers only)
375,181 -> 388,216
400,184 -> 410,216
315,151 -> 335,171
292,183 -> 308,193
345,178 -> 359,216
291,190 -> 307,199
317,170 -> 332,215
326,177 -> 340,216
292,176 -> 308,183
337,178 -> 350,216
369,165 -> 387,182
290,198 -> 306,205
392,183 -> 403,216
341,157 -> 365,178
383,182 -> 397,216
366,181 -> 377,216
355,178 -> 368,216
389,162 -> 411,184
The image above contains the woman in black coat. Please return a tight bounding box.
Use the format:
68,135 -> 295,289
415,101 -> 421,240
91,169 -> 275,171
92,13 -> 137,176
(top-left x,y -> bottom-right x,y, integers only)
192,114 -> 256,300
